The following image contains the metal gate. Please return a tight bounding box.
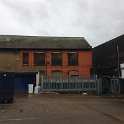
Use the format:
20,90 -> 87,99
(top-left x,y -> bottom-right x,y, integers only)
97,77 -> 124,95
100,77 -> 111,95
110,78 -> 120,94
40,77 -> 124,95
40,78 -> 98,94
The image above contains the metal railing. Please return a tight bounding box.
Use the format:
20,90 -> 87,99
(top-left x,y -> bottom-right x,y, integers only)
40,78 -> 97,92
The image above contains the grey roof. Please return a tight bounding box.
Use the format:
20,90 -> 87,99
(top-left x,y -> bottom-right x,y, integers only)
0,35 -> 91,50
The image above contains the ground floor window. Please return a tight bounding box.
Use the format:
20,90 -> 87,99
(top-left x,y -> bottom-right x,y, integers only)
68,70 -> 79,78
51,71 -> 63,79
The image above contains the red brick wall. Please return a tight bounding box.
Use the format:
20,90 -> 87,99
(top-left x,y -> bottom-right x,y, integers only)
20,50 -> 92,79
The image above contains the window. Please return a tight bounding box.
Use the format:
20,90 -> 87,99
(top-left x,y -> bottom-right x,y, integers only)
51,71 -> 63,79
33,52 -> 45,66
68,52 -> 78,66
40,71 -> 46,79
69,71 -> 79,78
23,52 -> 29,65
52,52 -> 62,66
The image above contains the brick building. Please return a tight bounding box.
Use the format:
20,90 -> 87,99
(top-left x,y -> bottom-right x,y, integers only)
0,35 -> 92,93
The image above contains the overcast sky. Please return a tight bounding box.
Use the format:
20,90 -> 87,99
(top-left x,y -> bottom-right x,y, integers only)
0,0 -> 124,47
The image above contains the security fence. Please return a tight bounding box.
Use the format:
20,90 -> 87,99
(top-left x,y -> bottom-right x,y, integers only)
95,77 -> 124,95
40,77 -> 100,95
39,77 -> 124,95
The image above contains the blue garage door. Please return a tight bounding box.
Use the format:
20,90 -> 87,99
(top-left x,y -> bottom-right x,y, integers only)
14,73 -> 36,94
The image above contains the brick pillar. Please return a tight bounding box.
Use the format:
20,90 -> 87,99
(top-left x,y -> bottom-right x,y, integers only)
63,52 -> 68,78
29,51 -> 33,66
46,51 -> 51,78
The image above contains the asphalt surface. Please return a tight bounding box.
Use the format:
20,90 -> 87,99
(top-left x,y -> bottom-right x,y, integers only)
0,94 -> 124,124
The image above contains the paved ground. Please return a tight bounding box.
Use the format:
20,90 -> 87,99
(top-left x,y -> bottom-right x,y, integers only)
0,94 -> 124,124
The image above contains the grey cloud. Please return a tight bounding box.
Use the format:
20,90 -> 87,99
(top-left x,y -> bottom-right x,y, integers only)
0,0 -> 124,47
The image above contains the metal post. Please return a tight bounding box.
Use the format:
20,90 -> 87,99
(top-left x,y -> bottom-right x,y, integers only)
97,78 -> 102,96
34,72 -> 40,94
36,72 -> 40,86
116,40 -> 120,77
117,42 -> 120,77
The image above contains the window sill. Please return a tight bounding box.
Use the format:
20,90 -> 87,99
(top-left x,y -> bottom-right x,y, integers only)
33,65 -> 45,66
51,65 -> 63,67
68,65 -> 78,66
23,64 -> 29,66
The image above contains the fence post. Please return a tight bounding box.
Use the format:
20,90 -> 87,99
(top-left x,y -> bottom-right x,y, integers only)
40,75 -> 44,91
97,79 -> 102,96
34,72 -> 40,94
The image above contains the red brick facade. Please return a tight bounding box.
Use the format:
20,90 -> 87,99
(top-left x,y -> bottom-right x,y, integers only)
21,50 -> 92,79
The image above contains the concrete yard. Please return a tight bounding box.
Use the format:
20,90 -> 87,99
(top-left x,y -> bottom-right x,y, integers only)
0,94 -> 124,124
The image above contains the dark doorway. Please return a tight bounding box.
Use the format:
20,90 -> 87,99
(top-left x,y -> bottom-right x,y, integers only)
14,73 -> 36,95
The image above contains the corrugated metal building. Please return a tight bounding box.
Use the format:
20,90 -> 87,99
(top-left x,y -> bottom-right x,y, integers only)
93,34 -> 124,78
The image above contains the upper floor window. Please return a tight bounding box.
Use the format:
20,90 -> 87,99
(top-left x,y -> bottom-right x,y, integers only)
52,52 -> 62,66
68,52 -> 78,66
33,52 -> 45,66
23,52 -> 29,65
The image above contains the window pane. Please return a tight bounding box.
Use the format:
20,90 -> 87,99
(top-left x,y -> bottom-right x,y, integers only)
23,52 -> 29,65
68,52 -> 78,66
52,71 -> 63,79
34,52 -> 45,66
52,53 -> 62,66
